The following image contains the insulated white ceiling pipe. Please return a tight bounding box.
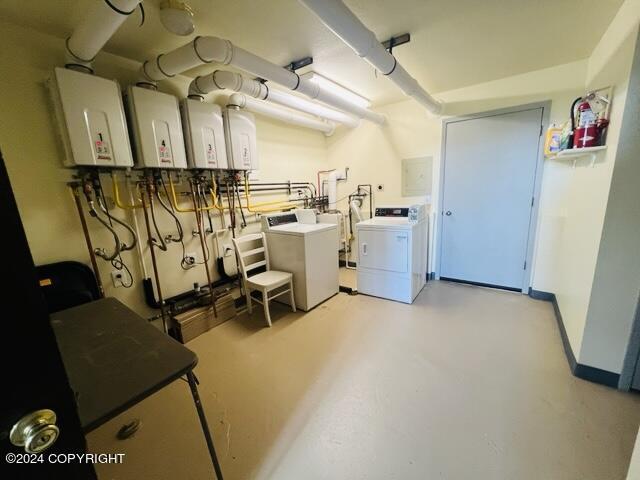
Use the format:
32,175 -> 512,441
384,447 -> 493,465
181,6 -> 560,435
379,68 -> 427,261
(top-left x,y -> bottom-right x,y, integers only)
189,70 -> 360,128
66,0 -> 142,70
140,36 -> 386,124
228,93 -> 335,135
298,0 -> 443,115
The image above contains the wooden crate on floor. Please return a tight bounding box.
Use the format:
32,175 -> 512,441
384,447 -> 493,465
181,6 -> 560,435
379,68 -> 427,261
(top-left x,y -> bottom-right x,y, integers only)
172,293 -> 236,343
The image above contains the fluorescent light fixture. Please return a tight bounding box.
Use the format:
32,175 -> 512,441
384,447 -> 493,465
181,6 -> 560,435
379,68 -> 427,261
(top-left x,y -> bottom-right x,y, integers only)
301,72 -> 371,109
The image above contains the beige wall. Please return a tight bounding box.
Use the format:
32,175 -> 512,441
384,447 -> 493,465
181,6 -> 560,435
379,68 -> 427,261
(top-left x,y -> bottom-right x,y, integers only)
559,25 -> 639,371
0,20 -> 327,317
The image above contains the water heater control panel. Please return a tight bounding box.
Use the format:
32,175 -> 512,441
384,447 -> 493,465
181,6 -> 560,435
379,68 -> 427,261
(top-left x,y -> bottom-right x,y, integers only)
48,67 -> 133,168
126,86 -> 187,169
180,99 -> 228,170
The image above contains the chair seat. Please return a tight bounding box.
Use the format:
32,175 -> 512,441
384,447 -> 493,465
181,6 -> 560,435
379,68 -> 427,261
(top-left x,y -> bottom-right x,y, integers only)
247,270 -> 292,289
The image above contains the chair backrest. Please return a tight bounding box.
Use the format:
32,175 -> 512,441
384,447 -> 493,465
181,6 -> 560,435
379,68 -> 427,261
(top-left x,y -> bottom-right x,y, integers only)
35,261 -> 101,313
232,233 -> 270,281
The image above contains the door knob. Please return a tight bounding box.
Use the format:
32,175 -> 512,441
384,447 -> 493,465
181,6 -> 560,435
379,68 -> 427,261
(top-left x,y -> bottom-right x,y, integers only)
10,409 -> 60,453
445,211 -> 452,216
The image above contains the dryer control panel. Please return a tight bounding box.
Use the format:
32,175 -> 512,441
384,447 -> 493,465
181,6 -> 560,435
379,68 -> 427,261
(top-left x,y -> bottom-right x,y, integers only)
375,204 -> 426,223
375,207 -> 409,217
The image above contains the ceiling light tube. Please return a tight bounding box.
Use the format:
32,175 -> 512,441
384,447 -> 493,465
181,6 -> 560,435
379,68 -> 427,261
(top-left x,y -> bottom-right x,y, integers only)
140,36 -> 386,124
301,72 -> 370,109
189,70 -> 360,128
298,0 -> 443,115
228,93 -> 335,135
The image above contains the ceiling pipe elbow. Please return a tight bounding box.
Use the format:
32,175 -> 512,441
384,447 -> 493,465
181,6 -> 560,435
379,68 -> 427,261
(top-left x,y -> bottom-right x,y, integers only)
188,76 -> 206,98
227,93 -> 247,108
139,34 -> 385,123
200,69 -> 359,128
66,0 -> 141,71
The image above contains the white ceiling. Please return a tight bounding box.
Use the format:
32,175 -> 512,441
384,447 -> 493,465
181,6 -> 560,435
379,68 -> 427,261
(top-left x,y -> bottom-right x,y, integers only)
0,0 -> 624,106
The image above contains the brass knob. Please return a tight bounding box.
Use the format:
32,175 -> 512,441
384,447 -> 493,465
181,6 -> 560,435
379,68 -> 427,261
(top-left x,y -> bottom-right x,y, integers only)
10,409 -> 60,453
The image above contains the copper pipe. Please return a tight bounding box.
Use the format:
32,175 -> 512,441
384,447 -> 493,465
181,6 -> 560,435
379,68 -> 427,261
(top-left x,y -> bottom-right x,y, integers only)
141,180 -> 168,333
226,180 -> 236,237
70,184 -> 105,298
190,178 -> 215,308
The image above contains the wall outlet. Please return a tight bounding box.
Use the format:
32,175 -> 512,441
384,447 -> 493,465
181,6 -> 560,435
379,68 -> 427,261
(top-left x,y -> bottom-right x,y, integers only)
376,184 -> 385,192
111,270 -> 125,288
185,251 -> 198,266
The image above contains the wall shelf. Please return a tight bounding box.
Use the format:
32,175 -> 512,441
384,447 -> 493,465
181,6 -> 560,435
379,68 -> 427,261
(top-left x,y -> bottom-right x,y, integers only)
548,146 -> 607,167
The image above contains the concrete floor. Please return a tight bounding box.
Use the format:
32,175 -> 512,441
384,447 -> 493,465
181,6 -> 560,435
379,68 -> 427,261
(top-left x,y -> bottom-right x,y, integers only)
88,274 -> 640,479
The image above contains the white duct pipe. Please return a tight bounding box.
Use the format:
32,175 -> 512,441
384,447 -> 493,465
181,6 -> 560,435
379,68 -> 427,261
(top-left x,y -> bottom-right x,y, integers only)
228,93 -> 335,135
350,199 -> 364,223
327,171 -> 338,209
190,70 -> 360,128
140,36 -> 386,124
66,0 -> 141,69
298,0 -> 443,115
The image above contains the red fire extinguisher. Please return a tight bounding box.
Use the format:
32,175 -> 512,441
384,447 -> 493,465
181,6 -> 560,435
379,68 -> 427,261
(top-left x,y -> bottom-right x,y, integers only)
573,99 -> 598,148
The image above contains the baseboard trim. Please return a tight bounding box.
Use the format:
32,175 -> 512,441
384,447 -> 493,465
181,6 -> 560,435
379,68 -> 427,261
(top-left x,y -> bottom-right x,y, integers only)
529,288 -> 620,388
428,272 -> 436,280
528,287 -> 555,302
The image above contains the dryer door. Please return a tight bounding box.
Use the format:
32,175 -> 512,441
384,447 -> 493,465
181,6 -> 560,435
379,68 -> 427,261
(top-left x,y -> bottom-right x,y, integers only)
358,228 -> 409,273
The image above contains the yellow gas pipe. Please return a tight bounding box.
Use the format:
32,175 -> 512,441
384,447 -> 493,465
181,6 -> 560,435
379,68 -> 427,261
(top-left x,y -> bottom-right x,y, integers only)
168,172 -> 217,213
207,175 -> 297,213
112,171 -> 143,209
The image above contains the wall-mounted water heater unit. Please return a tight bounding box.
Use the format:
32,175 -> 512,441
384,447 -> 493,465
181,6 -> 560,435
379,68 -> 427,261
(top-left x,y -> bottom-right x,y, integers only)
180,100 -> 228,170
223,108 -> 258,171
125,86 -> 187,169
48,67 -> 133,168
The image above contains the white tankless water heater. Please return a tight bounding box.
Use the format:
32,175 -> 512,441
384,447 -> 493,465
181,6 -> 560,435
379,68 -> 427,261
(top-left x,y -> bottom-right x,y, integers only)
125,85 -> 187,169
48,67 -> 133,168
180,99 -> 228,170
223,108 -> 258,170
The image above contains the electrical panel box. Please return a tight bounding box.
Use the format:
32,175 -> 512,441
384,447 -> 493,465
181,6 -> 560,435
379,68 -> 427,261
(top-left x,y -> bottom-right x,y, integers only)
180,99 -> 228,170
125,85 -> 187,169
48,67 -> 133,168
223,108 -> 258,171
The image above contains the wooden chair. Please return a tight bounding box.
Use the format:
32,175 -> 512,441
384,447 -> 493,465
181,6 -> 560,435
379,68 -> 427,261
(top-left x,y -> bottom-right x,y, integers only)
232,233 -> 296,327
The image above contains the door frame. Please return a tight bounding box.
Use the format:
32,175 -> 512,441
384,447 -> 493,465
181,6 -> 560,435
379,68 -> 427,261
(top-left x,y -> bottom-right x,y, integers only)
434,101 -> 550,293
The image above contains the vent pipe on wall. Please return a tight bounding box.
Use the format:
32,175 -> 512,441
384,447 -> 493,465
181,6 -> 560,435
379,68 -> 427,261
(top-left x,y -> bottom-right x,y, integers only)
66,0 -> 142,72
189,70 -> 360,128
139,36 -> 386,124
298,0 -> 443,115
228,93 -> 335,135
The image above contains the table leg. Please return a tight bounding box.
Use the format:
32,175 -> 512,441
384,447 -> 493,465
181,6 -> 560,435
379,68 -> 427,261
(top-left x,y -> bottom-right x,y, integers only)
186,371 -> 224,480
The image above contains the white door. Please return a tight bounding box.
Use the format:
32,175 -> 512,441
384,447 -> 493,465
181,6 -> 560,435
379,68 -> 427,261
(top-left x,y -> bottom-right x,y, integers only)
439,108 -> 543,290
359,229 -> 409,273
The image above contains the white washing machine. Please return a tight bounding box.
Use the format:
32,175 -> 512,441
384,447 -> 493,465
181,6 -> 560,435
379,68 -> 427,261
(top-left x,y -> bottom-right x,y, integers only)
356,205 -> 428,303
263,212 -> 339,311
